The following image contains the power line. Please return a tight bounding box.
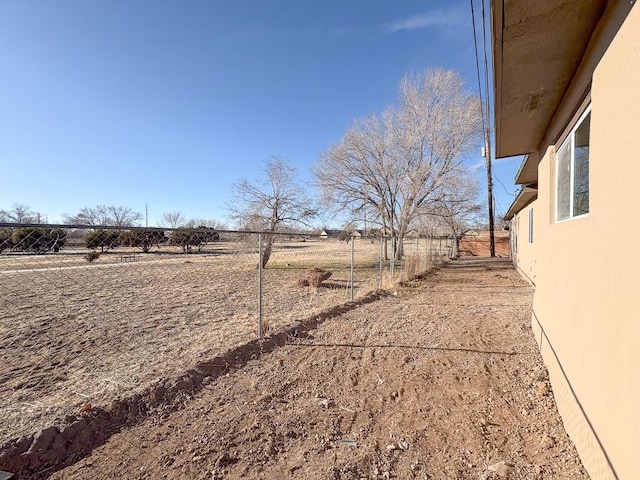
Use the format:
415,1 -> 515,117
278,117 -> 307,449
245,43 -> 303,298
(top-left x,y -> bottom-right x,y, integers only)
470,0 -> 496,256
469,0 -> 487,136
481,0 -> 492,131
480,1 -> 516,207
492,166 -> 516,197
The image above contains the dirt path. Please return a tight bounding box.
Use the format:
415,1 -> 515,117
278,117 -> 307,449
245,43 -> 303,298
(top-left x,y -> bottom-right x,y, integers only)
49,257 -> 588,479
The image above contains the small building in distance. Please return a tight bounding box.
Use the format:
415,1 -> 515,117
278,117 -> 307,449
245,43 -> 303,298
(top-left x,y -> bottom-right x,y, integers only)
319,229 -> 361,240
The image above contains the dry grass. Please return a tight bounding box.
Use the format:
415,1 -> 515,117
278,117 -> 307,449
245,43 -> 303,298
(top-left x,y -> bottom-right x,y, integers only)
0,238 -> 447,445
401,252 -> 434,282
0,240 -> 386,444
371,252 -> 436,294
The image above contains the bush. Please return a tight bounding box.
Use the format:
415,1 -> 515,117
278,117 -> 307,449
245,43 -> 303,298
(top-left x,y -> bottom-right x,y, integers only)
169,227 -> 219,253
85,251 -> 100,263
85,229 -> 119,252
169,227 -> 220,252
297,266 -> 332,288
339,230 -> 352,242
119,229 -> 167,253
0,229 -> 13,253
11,227 -> 67,253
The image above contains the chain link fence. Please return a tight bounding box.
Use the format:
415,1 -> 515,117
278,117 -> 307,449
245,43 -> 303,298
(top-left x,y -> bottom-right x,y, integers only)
0,223 -> 454,475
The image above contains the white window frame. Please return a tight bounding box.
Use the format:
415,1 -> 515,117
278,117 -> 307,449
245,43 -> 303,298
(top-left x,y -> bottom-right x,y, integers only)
555,105 -> 591,222
528,207 -> 534,244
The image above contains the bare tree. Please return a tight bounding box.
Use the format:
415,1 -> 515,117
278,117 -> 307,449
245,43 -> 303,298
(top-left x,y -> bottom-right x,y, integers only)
161,211 -> 186,229
183,218 -> 228,230
109,206 -> 143,227
419,166 -> 482,252
315,68 -> 482,259
0,204 -> 41,223
228,156 -> 316,267
63,205 -> 142,227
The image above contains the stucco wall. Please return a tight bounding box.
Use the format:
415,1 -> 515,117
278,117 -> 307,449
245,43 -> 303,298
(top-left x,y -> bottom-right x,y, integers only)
522,4 -> 640,479
510,201 -> 537,285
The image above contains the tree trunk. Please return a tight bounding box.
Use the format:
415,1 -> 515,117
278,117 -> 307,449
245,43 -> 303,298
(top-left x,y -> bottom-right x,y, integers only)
395,235 -> 404,260
451,228 -> 460,258
261,234 -> 274,269
395,220 -> 409,260
381,217 -> 389,260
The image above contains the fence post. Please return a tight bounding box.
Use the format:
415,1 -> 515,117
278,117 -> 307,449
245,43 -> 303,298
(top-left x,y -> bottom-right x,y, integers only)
350,236 -> 355,301
379,237 -> 383,288
390,236 -> 395,278
258,234 -> 263,342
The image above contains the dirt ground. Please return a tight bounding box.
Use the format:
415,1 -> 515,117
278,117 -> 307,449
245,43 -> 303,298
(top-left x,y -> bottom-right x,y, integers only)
0,241 -> 382,445
31,257 -> 589,479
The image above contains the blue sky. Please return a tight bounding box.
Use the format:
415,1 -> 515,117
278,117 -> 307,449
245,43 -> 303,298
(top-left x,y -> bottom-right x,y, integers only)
0,1 -> 520,227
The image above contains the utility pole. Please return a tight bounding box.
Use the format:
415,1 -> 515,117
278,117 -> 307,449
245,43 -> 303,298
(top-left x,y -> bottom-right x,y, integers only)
145,204 -> 149,228
483,138 -> 496,257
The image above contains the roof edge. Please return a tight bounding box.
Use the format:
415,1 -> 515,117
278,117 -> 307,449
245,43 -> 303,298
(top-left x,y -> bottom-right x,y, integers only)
504,185 -> 538,220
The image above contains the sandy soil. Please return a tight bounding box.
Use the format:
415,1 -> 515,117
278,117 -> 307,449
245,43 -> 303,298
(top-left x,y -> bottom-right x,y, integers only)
31,257 -> 590,479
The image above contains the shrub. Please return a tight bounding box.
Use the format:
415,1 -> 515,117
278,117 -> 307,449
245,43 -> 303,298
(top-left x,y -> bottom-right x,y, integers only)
11,227 -> 67,253
0,229 -> 13,253
169,227 -> 219,253
85,250 -> 100,263
339,230 -> 352,242
85,229 -> 120,252
119,229 -> 167,253
297,266 -> 332,288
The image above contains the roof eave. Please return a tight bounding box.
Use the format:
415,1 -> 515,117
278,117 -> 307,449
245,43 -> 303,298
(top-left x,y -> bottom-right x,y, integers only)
491,0 -> 608,160
504,185 -> 538,220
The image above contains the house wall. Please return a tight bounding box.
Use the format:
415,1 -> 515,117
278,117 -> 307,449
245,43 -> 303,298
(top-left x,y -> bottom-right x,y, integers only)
521,5 -> 640,479
510,201 -> 537,285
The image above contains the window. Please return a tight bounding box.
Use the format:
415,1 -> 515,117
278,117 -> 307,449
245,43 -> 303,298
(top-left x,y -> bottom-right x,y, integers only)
556,107 -> 590,221
528,207 -> 534,244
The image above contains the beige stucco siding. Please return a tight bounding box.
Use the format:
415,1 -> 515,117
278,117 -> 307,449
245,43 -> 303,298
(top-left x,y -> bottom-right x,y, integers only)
586,7 -> 640,477
522,5 -> 640,479
510,201 -> 537,285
